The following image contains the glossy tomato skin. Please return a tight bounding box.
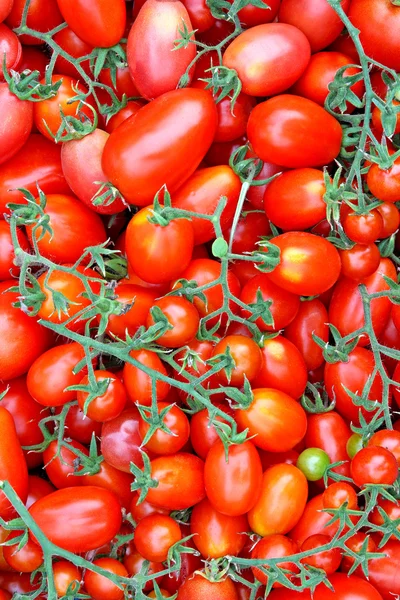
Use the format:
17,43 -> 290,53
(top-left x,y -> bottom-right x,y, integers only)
368,429 -> 400,465
77,370 -> 127,422
248,464 -> 308,537
367,156 -> 400,204
6,0 -> 63,45
247,94 -> 343,168
0,406 -> 28,518
339,243 -> 381,281
357,539 -> 400,599
127,0 -> 196,100
101,408 -> 144,473
212,334 -> 262,387
3,530 -> 43,573
177,573 -> 239,600
57,0 -> 126,47
204,440 -> 262,516
234,0 -> 280,27
351,446 -> 398,487
106,284 -> 158,340
301,534 -> 342,575
289,494 -> 340,546
53,26 -> 93,78
84,557 -> 128,600
102,89 -> 218,206
0,0 -> 13,23
26,476 -> 55,508
284,299 -> 329,370
181,0 -> 215,31
134,514 -> 182,562
53,561 -> 81,598
123,349 -> 170,406
314,572 -> 384,600
306,412 -> 351,484
0,23 -> 22,77
105,100 -> 144,133
139,401 -> 190,455
0,83 -> 33,166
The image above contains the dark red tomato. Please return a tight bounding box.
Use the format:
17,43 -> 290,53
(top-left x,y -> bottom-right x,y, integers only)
197,17 -> 235,45
315,573 -> 384,600
264,168 -> 327,231
43,440 -> 87,488
171,166 -> 241,244
329,258 -> 397,345
329,32 -> 359,62
289,494 -> 340,546
105,100 -> 144,133
0,221 -> 29,280
367,156 -> 400,204
177,573 -> 239,600
0,134 -> 70,217
18,46 -> 48,78
54,404 -> 101,445
351,446 -> 398,487
0,376 -> 50,468
161,524 -> 202,594
77,369 -> 127,422
139,401 -> 190,455
84,557 -> 128,600
189,403 -> 232,459
248,464 -> 308,537
123,349 -> 170,406
0,23 -> 22,77
98,63 -> 140,102
284,299 -> 328,371
236,388 -> 307,452
246,159 -> 285,210
291,51 -> 364,110
306,412 -> 351,484
0,83 -> 33,165
130,491 -> 169,521
0,406 -> 28,518
301,534 -> 342,575
181,0 -> 215,32
349,0 -> 400,71
204,440 -> 262,516
231,260 -> 259,286
224,206 -> 271,254
0,0 -> 13,23
252,336 -> 307,399
103,89 -> 217,205
101,408 -> 144,473
211,334 -> 262,386
324,347 -> 386,425
26,475 -> 55,508
278,0 -> 351,52
252,534 -> 298,586
258,449 -> 299,471
223,23 -> 310,97
52,27 -> 92,78
356,539 -> 400,600
267,232 -> 341,296
233,0 -> 280,27
248,94 -> 343,168
146,296 -> 200,348
368,429 -> 400,465
6,0 -> 63,45
4,530 -> 43,573
134,514 -> 182,562
205,135 -> 247,167
146,453 -> 205,510
57,0 -> 126,47
339,243 -> 381,281
106,283 -> 157,339
377,202 -> 400,237
53,561 -> 81,598
61,129 -> 126,215
343,208 -> 383,244
0,281 -> 53,381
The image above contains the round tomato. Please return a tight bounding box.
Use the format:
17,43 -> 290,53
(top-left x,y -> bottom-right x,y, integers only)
368,429 -> 400,465
339,243 -> 381,281
139,401 -> 190,455
53,561 -> 81,598
0,23 -> 21,76
105,284 -> 157,339
53,26 -> 93,79
251,534 -> 299,586
177,573 -> 239,600
367,156 -> 400,204
134,514 -> 182,562
146,296 -> 199,348
300,534 -> 342,575
84,557 -> 128,600
351,446 -> 398,487
101,408 -> 145,473
305,412 -> 351,484
77,369 -> 127,422
3,530 -> 43,573
211,334 -> 262,386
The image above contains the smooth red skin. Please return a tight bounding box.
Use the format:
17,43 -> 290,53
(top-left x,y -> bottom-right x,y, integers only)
61,129 -> 126,215
57,0 -> 125,47
315,573 -> 383,600
0,221 -> 29,280
341,532 -> 376,572
101,408 -> 145,473
240,273 -> 300,332
0,134 -> 70,217
53,561 -> 81,597
77,370 -> 127,423
29,486 -> 122,553
369,430 -> 400,465
224,207 -> 271,254
6,0 -> 63,45
123,349 -> 170,406
139,401 -> 190,455
223,23 -> 310,97
234,0 -> 280,27
236,388 -> 307,453
284,299 -> 328,371
278,0 -> 350,52
246,160 -> 285,210
204,440 -> 262,516
83,461 -> 134,509
325,348 -> 386,425
377,202 -> 400,238
268,232 -> 342,296
171,166 -> 241,244
127,0 -> 195,100
355,540 -> 400,600
330,258 -> 397,345
252,336 -> 307,399
252,535 -> 299,585
205,135 -> 247,167
161,526 -> 203,594
197,17 -> 234,45
0,83 -> 33,165
264,168 -> 327,230
26,476 -> 55,508
18,46 -> 49,78
329,31 -> 359,62
394,363 -> 400,407
146,296 -> 200,348
4,530 -> 43,572
301,534 -> 342,574
130,491 -> 169,521
105,100 -> 144,133
189,404 -> 231,460
103,88 -> 217,205
0,407 -> 28,518
367,157 -> 400,203
289,494 -> 340,546
0,376 -> 50,468
212,335 -> 262,387
248,94 -> 343,168
177,573 -> 239,600
0,524 -> 14,571
258,449 -> 299,471
339,243 -> 381,281
26,193 -> 106,263
27,342 -> 89,407
53,26 -> 93,78
306,412 -> 351,485
106,284 -> 158,339
0,282 -> 53,381
343,209 -> 383,245
181,0 -> 215,32
248,464 -> 308,537
54,403 -> 102,445
0,23 -> 22,77
134,514 -> 182,562
349,0 -> 400,71
0,0 -> 13,23
0,573 -> 40,596
84,557 -> 128,600
292,51 -> 364,109
214,93 -> 257,143
351,446 -> 398,487
146,453 -> 205,510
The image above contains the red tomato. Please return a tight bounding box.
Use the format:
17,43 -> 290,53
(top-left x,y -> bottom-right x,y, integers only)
0,23 -> 22,77
101,408 -> 145,473
0,0 -> 13,23
106,284 -> 158,339
252,534 -> 299,586
146,296 -> 199,348
343,208 -> 383,244
0,83 -> 33,165
233,0 -> 280,27
102,89 -> 217,206
18,46 -> 48,77
189,403 -> 233,460
305,412 -> 351,484
53,561 -> 81,598
351,446 -> 398,487
0,221 -> 29,281
377,202 -> 400,237
339,243 -> 381,281
139,401 -> 190,455
368,429 -> 400,465
224,205 -> 271,254
212,92 -> 257,143
6,0 -> 63,45
123,546 -> 164,590
301,534 -> 342,575
356,539 -> 400,600
52,26 -> 93,78
57,0 -> 126,47
134,514 -> 182,562
123,349 -> 170,406
367,156 -> 400,204
105,100 -> 144,133
315,573 -> 383,600
77,369 -> 127,422
289,494 -> 340,546
0,406 -> 28,518
177,573 -> 239,600
84,557 -> 128,600
284,299 -> 329,370
247,94 -> 343,168
130,491 -> 169,522
181,0 -> 215,32
3,530 -> 43,573
211,334 -> 262,387
26,475 -> 55,508
205,135 -> 247,167
323,482 -> 358,510
223,23 -> 311,97
54,404 -> 100,445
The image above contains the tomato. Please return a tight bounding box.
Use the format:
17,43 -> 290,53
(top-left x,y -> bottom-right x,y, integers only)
329,32 -> 359,62
105,284 -> 157,339
204,440 -> 262,516
0,134 -> 70,217
123,349 -> 170,406
289,494 -> 340,546
26,476 -> 55,508
189,403 -> 233,460
0,0 -> 12,23
0,23 -> 22,77
139,401 -> 190,455
224,205 -> 271,254
211,335 -> 262,386
292,51 -> 364,110
368,429 -> 400,465
182,0 -> 215,31
29,486 -> 121,552
236,388 -> 307,452
246,160 -> 284,210
269,591 -> 311,600
349,0 -> 400,71
0,221 -> 29,281
297,448 -> 330,481
57,0 -> 126,47
267,232 -> 341,296
233,0 -> 280,27
146,296 -> 199,348
105,100 -> 144,133
251,534 -> 299,586
61,129 -> 126,215
211,92 -> 257,143
123,546 -> 164,590
77,370 -> 127,422
0,83 -> 33,166
223,23 -> 310,97
101,408 -> 145,473
0,282 -> 53,381
102,89 -> 218,206
351,446 -> 398,487
3,530 -> 43,573
315,573 -> 383,600
376,202 -> 400,237
6,0 -> 63,45
18,46 -> 48,78
53,561 -> 81,598
205,135 -> 247,167
258,449 -> 300,471
343,208 -> 383,244
341,532 -> 377,573
301,534 -> 342,575
177,573 -> 239,600
134,514 -> 182,562
278,0 -> 351,52
84,557 -> 128,600
305,412 -> 351,484
53,27 -> 93,79
0,406 -> 28,518
127,0 -> 196,100
339,243 -> 381,281
370,498 -> 400,540
284,299 -> 329,371
54,403 -> 101,445
171,166 -> 241,244
264,168 -> 327,231
329,258 -> 397,345
323,482 -> 358,512
247,94 -> 343,168
367,156 -> 400,203
355,539 -> 400,600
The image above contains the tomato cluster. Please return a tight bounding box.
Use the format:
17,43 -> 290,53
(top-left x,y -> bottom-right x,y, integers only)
0,0 -> 400,599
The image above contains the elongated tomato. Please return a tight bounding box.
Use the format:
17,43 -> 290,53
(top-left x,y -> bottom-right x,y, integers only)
0,407 -> 28,518
56,0 -> 126,47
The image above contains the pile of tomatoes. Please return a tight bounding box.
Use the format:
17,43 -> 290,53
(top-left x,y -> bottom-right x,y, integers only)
0,0 -> 400,598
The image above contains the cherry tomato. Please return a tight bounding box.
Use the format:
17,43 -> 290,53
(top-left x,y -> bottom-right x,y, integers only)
18,46 -> 48,78
252,534 -> 299,586
0,221 -> 29,281
351,446 -> 398,487
84,557 -> 128,600
301,534 -> 342,575
0,83 -> 33,166
77,369 -> 127,422
0,406 -> 28,518
377,202 -> 400,237
322,482 -> 358,511
305,412 -> 351,484
367,156 -> 400,204
6,0 -> 63,45
297,448 -> 330,481
3,530 -> 43,573
343,208 -> 383,244
53,561 -> 81,598
176,573 -> 239,600
146,296 -> 200,348
182,0 -> 215,32
52,26 -> 92,79
123,349 -> 170,406
101,408 -> 145,473
211,334 -> 262,386
284,299 -> 329,371
134,514 -> 182,562
0,23 -> 22,77
57,0 -> 126,48
139,401 -> 190,455
315,572 -> 384,600
339,243 -> 381,281
26,476 -> 55,509
368,429 -> 400,465
289,494 -> 341,546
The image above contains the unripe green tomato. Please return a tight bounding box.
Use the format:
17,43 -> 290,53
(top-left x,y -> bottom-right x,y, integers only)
296,448 -> 330,481
346,433 -> 363,459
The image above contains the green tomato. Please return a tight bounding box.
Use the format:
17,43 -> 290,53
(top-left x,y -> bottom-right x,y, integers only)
346,433 -> 363,459
296,448 -> 330,481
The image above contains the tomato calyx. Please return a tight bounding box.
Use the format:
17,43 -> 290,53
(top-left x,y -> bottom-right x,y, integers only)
4,67 -> 63,102
130,452 -> 159,504
137,403 -> 176,447
313,324 -> 360,364
301,382 -> 336,414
